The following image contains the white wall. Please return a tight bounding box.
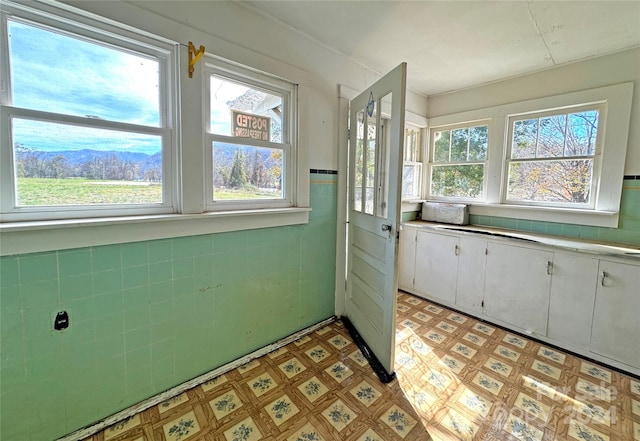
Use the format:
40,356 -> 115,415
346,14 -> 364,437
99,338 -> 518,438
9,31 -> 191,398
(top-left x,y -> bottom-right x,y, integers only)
427,48 -> 640,175
63,0 -> 427,171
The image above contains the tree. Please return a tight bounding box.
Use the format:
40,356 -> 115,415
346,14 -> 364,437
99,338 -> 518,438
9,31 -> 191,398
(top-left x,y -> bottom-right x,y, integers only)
229,149 -> 248,188
508,111 -> 597,204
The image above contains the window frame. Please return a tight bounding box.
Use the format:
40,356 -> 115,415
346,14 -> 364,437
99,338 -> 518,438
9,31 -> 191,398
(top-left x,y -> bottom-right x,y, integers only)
401,124 -> 424,201
0,0 -> 311,256
504,103 -> 606,209
425,83 -> 633,228
203,59 -> 297,211
426,119 -> 490,202
0,1 -> 179,222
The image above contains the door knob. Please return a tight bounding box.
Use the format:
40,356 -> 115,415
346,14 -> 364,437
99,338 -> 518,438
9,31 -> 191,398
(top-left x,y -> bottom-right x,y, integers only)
381,224 -> 392,232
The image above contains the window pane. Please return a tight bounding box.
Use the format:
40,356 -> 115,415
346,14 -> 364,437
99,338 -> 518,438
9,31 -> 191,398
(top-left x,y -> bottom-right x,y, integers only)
402,164 -> 420,198
430,164 -> 484,198
354,111 -> 365,212
12,119 -> 162,206
212,142 -> 283,200
537,115 -> 566,158
512,119 -> 537,159
567,111 -> 598,156
404,127 -> 420,161
210,76 -> 283,143
364,101 -> 377,215
433,130 -> 450,163
450,128 -> 468,162
8,20 -> 160,126
507,159 -> 593,204
468,125 -> 488,160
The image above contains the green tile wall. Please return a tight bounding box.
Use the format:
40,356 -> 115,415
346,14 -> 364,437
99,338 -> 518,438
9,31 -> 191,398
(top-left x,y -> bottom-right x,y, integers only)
469,178 -> 640,246
0,172 -> 337,441
401,211 -> 420,222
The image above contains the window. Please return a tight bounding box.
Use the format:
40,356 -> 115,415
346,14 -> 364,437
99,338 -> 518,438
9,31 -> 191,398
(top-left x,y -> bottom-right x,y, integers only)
0,3 -> 177,222
506,105 -> 602,208
428,122 -> 488,200
425,83 -> 632,227
402,125 -> 422,199
204,60 -> 296,210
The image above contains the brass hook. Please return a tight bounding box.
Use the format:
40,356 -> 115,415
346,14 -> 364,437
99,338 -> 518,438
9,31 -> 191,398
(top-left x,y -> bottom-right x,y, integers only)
188,41 -> 205,78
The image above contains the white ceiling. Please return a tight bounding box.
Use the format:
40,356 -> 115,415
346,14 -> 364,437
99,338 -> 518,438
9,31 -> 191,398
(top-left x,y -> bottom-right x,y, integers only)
240,1 -> 640,96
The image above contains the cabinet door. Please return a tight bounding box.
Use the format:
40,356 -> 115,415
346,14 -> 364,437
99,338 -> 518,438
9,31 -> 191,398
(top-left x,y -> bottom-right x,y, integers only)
591,260 -> 640,368
547,252 -> 599,348
455,236 -> 487,314
414,231 -> 459,304
398,226 -> 417,291
484,242 -> 553,335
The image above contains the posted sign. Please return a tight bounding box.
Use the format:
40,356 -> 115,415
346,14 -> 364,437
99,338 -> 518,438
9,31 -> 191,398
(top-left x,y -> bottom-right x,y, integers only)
232,110 -> 270,141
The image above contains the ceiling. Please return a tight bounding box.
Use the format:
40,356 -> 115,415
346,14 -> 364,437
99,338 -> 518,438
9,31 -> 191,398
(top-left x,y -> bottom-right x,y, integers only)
240,1 -> 640,96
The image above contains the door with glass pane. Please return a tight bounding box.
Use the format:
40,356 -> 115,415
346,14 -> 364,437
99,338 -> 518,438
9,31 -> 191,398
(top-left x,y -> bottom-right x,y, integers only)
345,63 -> 406,377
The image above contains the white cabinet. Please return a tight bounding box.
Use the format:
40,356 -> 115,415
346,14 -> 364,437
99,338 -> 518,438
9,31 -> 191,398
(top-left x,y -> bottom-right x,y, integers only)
547,252 -> 599,348
455,236 -> 487,314
398,226 -> 417,291
591,259 -> 640,368
414,231 -> 459,304
483,242 -> 553,335
398,222 -> 640,374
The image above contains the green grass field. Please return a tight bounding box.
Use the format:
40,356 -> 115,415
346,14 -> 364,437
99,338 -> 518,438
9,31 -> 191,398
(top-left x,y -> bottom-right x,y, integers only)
16,178 -> 280,205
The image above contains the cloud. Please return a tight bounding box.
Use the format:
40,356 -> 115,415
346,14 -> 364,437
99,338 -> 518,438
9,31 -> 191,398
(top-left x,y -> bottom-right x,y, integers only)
9,19 -> 161,132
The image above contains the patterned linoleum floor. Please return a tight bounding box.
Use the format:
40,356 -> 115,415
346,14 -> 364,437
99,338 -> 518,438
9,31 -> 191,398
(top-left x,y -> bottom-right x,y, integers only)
84,291 -> 640,441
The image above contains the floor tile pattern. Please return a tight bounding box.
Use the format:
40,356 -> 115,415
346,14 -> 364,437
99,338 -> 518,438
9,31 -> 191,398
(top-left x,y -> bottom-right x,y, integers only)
83,318 -> 427,441
83,291 -> 639,441
393,292 -> 639,441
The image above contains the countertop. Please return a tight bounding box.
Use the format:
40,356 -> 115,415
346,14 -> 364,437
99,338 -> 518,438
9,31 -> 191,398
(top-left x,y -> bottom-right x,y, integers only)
403,221 -> 640,261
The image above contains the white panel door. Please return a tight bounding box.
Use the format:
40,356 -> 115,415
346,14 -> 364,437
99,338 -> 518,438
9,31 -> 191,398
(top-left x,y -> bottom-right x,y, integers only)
547,252 -> 599,348
483,242 -> 553,335
414,231 -> 459,304
455,236 -> 487,314
398,226 -> 417,291
345,63 -> 406,376
591,259 -> 640,367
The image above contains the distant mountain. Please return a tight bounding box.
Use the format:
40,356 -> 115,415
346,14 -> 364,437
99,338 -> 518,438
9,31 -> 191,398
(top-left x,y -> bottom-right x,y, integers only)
36,149 -> 161,168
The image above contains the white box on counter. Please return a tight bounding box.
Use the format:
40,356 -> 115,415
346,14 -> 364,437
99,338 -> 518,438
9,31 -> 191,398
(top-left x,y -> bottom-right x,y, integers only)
421,201 -> 469,225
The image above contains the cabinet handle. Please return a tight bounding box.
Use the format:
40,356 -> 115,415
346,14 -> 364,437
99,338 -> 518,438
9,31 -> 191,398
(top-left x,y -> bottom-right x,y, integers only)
546,261 -> 553,275
601,271 -> 608,287
455,244 -> 460,256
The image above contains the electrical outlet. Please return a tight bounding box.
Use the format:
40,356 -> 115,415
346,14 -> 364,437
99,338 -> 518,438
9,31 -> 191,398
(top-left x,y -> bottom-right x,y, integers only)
54,311 -> 69,330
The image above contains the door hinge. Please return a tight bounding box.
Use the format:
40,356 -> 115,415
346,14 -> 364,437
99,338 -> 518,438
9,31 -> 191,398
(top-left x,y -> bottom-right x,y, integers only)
485,248 -> 488,255
481,300 -> 485,308
412,278 -> 415,286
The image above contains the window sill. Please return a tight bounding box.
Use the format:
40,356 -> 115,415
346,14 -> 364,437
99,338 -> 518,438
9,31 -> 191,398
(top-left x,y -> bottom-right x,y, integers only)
0,207 -> 311,256
469,203 -> 618,228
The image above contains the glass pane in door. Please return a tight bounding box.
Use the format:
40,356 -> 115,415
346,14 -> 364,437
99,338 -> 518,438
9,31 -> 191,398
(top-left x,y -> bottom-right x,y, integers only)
364,101 -> 377,215
354,110 -> 365,212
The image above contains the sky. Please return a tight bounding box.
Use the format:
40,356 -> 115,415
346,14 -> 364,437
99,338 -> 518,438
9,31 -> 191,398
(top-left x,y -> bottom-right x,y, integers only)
8,19 -> 161,154
8,19 -> 281,156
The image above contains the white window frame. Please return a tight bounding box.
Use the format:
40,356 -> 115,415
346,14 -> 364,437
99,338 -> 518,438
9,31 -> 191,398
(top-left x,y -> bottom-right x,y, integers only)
426,83 -> 633,228
504,103 -> 605,209
0,0 -> 179,222
0,0 -> 311,256
203,58 -> 297,211
426,119 -> 490,202
401,124 -> 423,201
